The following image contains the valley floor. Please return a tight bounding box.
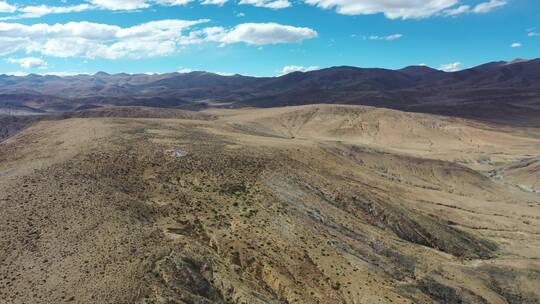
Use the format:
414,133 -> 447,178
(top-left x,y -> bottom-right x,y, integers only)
1,105 -> 539,304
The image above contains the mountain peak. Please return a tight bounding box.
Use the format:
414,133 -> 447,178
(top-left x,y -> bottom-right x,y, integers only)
94,71 -> 111,77
399,65 -> 440,75
505,58 -> 530,65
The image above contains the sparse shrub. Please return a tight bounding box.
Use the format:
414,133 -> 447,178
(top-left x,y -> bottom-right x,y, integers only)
220,183 -> 248,196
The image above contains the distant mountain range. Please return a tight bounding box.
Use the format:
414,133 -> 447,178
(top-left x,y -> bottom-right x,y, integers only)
1,58 -> 539,125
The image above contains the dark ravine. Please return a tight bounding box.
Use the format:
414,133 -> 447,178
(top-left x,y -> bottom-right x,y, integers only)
0,115 -> 42,142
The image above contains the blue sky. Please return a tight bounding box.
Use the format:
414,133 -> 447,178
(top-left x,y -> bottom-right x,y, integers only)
0,0 -> 538,76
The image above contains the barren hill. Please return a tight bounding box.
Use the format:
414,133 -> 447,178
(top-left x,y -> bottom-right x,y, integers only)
1,105 -> 539,303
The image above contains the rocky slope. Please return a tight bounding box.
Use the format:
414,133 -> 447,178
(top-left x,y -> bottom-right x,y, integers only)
1,105 -> 539,303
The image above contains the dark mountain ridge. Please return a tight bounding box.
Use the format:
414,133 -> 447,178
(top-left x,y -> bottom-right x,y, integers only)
1,58 -> 540,125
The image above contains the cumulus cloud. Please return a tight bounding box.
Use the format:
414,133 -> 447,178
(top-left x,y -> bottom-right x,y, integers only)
528,31 -> 539,37
0,38 -> 34,56
511,42 -> 521,48
239,0 -> 291,9
303,0 -> 458,19
0,20 -> 317,59
0,0 -> 203,20
0,19 -> 207,59
0,0 -> 510,20
280,65 -> 319,75
88,0 -> 150,10
0,1 -> 16,13
221,23 -> 316,44
369,34 -> 402,41
1,4 -> 92,20
192,23 -> 318,46
7,57 -> 48,69
439,62 -> 461,72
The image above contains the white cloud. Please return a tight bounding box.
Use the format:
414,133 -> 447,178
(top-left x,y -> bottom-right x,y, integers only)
0,0 -> 286,20
15,4 -> 92,19
0,37 -> 33,55
0,0 -> 508,20
0,20 -> 317,59
155,0 -> 194,5
303,0 -> 458,19
281,65 -> 319,75
369,34 -> 402,41
4,71 -> 29,76
472,0 -> 506,13
511,42 -> 521,48
0,1 -> 16,13
0,19 -> 207,59
439,62 -> 461,72
1,0 -> 198,20
443,5 -> 469,16
178,68 -> 193,73
117,19 -> 204,38
239,0 -> 291,9
0,4 -> 93,20
7,57 -> 48,69
201,0 -> 228,5
70,0 -> 208,12
443,0 -> 506,16
528,31 -> 539,37
202,23 -> 317,45
88,0 -> 149,10
214,71 -> 235,76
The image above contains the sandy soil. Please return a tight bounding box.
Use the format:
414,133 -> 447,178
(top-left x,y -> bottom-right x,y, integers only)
1,105 -> 539,304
